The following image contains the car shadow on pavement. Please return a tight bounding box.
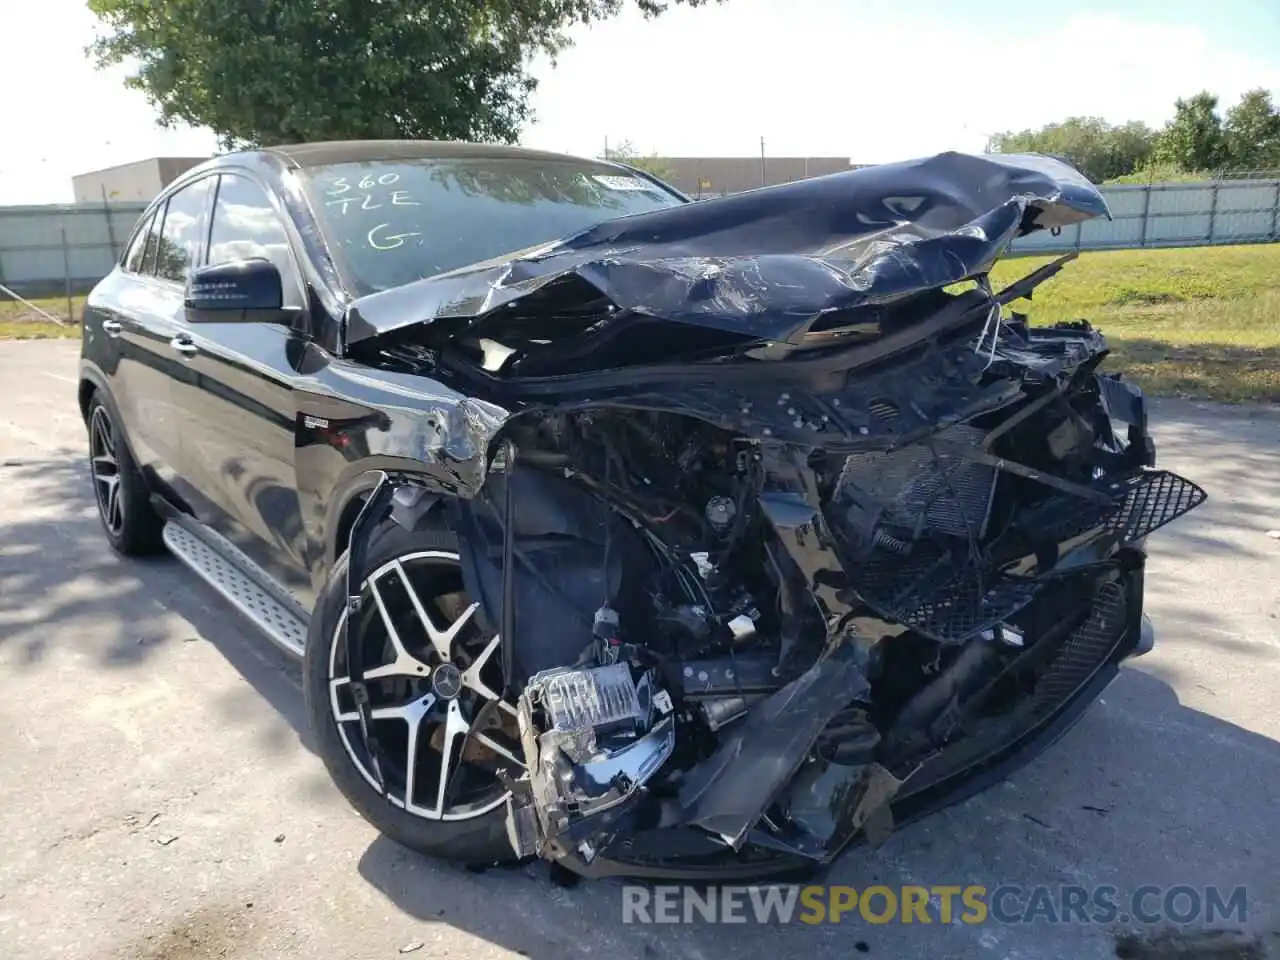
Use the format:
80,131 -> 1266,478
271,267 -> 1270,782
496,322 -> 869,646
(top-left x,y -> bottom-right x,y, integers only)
355,668 -> 1280,960
5,396 -> 1276,958
0,454 -> 314,752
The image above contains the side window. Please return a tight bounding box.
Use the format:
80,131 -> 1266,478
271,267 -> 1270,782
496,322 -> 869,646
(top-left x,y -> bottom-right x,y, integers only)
123,210 -> 156,273
208,174 -> 302,306
154,178 -> 213,284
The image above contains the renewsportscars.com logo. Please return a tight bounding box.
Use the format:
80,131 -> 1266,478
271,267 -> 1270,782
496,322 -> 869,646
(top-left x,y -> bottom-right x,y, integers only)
621,885 -> 1250,926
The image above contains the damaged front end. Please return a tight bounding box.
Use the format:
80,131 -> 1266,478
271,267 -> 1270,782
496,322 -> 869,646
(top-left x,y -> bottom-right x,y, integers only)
345,152 -> 1206,881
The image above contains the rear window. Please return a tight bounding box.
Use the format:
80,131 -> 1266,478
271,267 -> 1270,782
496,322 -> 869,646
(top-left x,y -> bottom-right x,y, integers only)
301,157 -> 683,295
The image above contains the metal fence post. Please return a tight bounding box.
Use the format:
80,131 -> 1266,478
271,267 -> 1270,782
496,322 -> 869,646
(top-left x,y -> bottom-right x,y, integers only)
1270,180 -> 1280,241
1206,180 -> 1220,243
59,224 -> 74,323
1138,185 -> 1152,247
101,185 -> 118,259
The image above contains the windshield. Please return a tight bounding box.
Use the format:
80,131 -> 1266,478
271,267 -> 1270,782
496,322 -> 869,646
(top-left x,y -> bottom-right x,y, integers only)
301,156 -> 685,295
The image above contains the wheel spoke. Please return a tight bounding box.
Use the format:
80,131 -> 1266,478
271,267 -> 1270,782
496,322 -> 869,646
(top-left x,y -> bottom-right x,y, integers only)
473,730 -> 525,769
393,559 -> 478,663
105,476 -> 122,531
92,413 -> 114,460
362,576 -> 433,681
459,633 -> 518,717
429,699 -> 470,818
400,693 -> 436,808
328,679 -> 435,723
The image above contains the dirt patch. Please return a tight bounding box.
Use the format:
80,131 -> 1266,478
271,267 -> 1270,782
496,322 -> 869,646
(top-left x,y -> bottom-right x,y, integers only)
119,901 -> 263,960
1113,928 -> 1272,960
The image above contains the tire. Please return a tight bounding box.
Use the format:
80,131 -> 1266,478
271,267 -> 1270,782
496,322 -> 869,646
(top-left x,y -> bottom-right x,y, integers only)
304,520 -> 517,865
86,391 -> 165,556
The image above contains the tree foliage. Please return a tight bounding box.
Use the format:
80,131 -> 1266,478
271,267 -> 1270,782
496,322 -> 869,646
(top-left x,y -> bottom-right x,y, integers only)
1223,88 -> 1280,170
87,0 -> 722,148
990,117 -> 1157,183
992,89 -> 1280,182
1154,92 -> 1226,172
602,139 -> 674,180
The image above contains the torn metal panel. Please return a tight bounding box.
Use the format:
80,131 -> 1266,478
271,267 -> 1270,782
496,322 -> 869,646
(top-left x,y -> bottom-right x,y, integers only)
675,640 -> 872,849
344,152 -> 1109,347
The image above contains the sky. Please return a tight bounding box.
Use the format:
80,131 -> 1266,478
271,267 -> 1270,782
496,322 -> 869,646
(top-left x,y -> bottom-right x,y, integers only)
2,0 -> 1278,205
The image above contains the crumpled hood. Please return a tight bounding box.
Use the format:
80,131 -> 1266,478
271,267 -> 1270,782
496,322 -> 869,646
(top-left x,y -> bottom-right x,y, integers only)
343,151 -> 1108,347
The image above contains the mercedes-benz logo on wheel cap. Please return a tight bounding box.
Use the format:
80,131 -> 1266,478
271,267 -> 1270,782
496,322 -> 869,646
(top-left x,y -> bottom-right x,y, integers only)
432,663 -> 462,699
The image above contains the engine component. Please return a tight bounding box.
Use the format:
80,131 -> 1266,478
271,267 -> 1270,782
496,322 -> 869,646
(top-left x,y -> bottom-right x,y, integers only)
727,613 -> 757,643
532,662 -> 643,736
514,664 -> 677,862
593,604 -> 623,662
656,603 -> 713,647
678,652 -> 786,698
699,694 -> 766,730
881,633 -> 1009,760
983,623 -> 1026,648
689,552 -> 716,579
705,495 -> 737,535
814,707 -> 881,765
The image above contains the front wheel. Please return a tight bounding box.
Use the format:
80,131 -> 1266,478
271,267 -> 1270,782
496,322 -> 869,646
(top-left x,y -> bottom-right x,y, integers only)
303,522 -> 524,864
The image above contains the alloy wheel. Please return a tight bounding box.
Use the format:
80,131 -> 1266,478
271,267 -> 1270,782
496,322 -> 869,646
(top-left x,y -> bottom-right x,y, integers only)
327,550 -> 524,822
89,405 -> 124,538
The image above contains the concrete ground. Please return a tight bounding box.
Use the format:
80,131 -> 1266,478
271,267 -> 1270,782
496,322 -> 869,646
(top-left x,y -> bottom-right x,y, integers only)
0,338 -> 1276,960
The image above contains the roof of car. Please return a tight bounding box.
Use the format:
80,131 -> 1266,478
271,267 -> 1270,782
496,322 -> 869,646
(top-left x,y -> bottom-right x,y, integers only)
260,140 -> 594,168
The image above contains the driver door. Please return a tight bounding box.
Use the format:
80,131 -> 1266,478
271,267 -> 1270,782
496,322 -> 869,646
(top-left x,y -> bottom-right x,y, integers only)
169,171 -> 315,606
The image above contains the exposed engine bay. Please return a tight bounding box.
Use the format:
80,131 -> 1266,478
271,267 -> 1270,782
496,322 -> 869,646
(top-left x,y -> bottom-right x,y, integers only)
341,153 -> 1207,880
414,295 -> 1205,879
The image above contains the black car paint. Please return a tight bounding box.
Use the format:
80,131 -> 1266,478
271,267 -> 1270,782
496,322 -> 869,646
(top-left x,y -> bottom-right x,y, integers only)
80,143 -> 1201,880
83,146 -> 1086,609
82,146 -> 694,605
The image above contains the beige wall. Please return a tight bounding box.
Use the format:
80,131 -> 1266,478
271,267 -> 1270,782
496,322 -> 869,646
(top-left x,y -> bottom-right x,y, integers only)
658,157 -> 853,196
72,157 -> 210,204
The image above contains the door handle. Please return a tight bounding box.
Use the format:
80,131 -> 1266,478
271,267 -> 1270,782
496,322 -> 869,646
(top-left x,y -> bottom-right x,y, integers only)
102,319 -> 122,337
169,336 -> 198,358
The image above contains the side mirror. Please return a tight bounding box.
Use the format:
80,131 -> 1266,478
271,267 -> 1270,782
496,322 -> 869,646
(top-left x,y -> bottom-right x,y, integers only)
185,258 -> 284,320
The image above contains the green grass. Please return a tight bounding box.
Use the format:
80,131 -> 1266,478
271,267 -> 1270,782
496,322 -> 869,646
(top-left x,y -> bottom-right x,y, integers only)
0,295 -> 85,340
990,244 -> 1280,403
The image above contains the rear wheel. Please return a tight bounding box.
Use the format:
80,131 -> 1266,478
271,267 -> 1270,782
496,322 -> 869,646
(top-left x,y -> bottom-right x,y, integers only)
86,393 -> 164,556
303,522 -> 523,864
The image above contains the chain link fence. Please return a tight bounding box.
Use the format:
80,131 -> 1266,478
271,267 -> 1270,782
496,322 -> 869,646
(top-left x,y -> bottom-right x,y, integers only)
1012,177 -> 1280,254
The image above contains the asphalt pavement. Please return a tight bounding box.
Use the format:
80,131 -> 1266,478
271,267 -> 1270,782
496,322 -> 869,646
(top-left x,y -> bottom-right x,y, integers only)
1,339 -> 1277,960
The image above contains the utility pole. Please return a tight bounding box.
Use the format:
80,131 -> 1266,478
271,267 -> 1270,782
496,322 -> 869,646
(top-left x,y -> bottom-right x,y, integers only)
760,136 -> 766,186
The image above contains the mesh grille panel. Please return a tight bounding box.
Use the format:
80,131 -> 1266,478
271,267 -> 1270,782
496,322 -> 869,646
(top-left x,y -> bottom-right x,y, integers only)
837,425 -> 997,540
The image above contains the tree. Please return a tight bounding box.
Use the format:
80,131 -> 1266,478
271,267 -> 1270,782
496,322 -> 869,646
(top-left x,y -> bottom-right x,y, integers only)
1223,88 -> 1280,170
1154,91 -> 1225,172
989,117 -> 1157,183
87,0 -> 723,148
602,139 -> 674,180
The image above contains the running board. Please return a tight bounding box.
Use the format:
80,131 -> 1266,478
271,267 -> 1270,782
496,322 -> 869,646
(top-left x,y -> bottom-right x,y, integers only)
162,518 -> 309,658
